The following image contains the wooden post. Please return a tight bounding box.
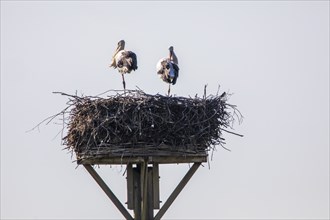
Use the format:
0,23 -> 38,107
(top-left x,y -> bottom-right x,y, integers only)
127,162 -> 160,219
141,160 -> 149,220
127,163 -> 134,210
147,167 -> 154,219
152,163 -> 160,209
133,164 -> 142,220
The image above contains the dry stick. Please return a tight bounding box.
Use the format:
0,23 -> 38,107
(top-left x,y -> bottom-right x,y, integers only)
27,104 -> 72,132
220,128 -> 244,137
203,84 -> 207,99
48,89 -> 243,160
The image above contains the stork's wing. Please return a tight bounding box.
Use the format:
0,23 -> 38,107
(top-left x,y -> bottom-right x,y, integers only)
122,51 -> 138,70
172,62 -> 179,72
171,51 -> 179,65
171,62 -> 179,85
156,59 -> 168,75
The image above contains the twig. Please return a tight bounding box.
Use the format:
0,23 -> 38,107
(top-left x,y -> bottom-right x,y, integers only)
32,87 -> 243,161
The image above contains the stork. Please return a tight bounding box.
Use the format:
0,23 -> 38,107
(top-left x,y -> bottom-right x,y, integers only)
109,40 -> 138,90
156,46 -> 179,95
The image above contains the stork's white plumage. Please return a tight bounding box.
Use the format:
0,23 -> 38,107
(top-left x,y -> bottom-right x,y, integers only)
110,40 -> 138,89
156,46 -> 179,95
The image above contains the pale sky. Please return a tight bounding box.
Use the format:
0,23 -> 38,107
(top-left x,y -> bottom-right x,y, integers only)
1,1 -> 329,219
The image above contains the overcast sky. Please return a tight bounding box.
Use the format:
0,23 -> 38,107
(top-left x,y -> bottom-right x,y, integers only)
1,1 -> 329,219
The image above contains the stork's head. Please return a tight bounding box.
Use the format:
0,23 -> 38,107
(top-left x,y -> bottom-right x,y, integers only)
110,40 -> 126,68
168,46 -> 178,64
168,46 -> 174,58
117,40 -> 125,51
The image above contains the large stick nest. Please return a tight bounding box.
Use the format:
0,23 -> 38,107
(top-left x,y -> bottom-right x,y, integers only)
54,89 -> 242,161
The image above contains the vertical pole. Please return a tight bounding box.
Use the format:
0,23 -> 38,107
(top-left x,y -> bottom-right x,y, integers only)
133,165 -> 142,220
141,160 -> 149,220
127,163 -> 134,210
153,163 -> 160,209
147,167 -> 154,219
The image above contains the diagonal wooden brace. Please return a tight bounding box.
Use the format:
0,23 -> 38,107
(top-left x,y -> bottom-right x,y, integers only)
83,164 -> 134,220
154,162 -> 201,220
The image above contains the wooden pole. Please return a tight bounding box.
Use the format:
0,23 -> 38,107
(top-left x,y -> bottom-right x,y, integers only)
127,163 -> 134,210
154,162 -> 201,220
83,165 -> 134,220
131,162 -> 158,220
133,164 -> 142,220
141,160 -> 149,220
152,163 -> 160,209
147,167 -> 154,219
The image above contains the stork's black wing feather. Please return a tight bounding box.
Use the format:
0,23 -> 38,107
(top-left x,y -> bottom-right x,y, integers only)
171,62 -> 179,85
122,51 -> 138,71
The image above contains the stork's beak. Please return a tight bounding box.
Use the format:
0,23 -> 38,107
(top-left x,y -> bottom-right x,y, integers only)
169,50 -> 173,60
110,44 -> 120,68
115,45 -> 121,55
118,40 -> 125,49
168,46 -> 174,61
113,42 -> 123,57
110,40 -> 125,68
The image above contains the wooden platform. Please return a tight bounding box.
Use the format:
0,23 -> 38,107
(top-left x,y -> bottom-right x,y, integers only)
77,153 -> 208,165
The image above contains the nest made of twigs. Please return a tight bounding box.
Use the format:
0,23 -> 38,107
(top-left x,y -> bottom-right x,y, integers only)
54,88 -> 242,161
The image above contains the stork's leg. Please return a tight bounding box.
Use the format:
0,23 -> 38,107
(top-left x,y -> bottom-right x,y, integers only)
168,84 -> 171,96
122,74 -> 126,90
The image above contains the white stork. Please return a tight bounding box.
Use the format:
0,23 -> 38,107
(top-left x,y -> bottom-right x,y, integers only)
156,46 -> 179,95
109,40 -> 138,90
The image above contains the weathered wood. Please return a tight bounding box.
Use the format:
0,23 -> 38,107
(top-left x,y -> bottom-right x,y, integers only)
126,163 -> 134,210
83,165 -> 133,220
147,167 -> 154,219
152,163 -> 160,209
84,161 -> 203,220
129,163 -> 159,219
78,155 -> 207,165
133,165 -> 142,220
141,161 -> 148,220
154,163 -> 201,220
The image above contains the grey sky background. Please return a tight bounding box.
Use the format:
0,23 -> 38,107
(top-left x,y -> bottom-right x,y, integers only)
1,1 -> 329,219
